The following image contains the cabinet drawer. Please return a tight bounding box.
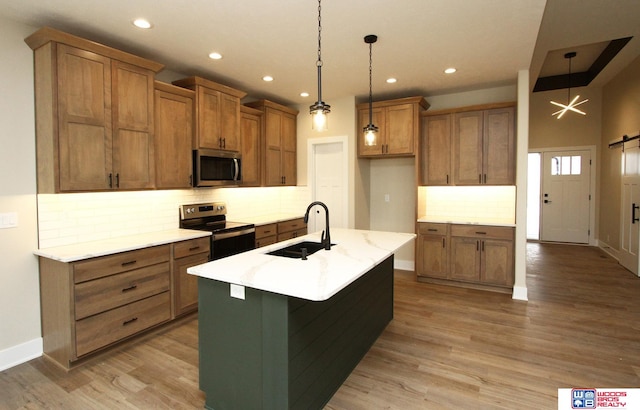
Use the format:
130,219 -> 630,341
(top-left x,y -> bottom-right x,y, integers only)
74,262 -> 170,320
277,227 -> 307,242
255,223 -> 277,240
418,223 -> 449,235
75,292 -> 171,357
174,237 -> 210,259
277,218 -> 306,234
256,235 -> 277,248
74,245 -> 170,283
450,225 -> 514,240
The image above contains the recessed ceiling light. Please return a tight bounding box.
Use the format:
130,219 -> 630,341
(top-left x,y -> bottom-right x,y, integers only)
386,78 -> 397,84
132,19 -> 152,29
208,52 -> 222,60
444,67 -> 457,74
300,92 -> 310,97
262,75 -> 274,82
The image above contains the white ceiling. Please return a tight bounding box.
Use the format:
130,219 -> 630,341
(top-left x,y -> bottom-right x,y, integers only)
1,0 -> 639,106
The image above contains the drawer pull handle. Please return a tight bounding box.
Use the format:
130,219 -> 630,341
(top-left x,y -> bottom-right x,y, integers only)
188,246 -> 201,251
427,228 -> 437,232
475,231 -> 487,235
264,230 -> 272,234
122,317 -> 138,326
122,284 -> 138,292
121,260 -> 137,267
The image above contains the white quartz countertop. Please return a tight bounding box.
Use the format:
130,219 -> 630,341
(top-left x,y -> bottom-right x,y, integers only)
188,228 -> 415,301
417,216 -> 516,227
34,229 -> 212,262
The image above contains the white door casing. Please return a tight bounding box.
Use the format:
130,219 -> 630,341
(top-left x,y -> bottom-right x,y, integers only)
307,137 -> 349,234
540,149 -> 591,244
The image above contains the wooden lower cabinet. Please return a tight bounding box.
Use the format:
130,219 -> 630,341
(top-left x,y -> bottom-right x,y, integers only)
255,223 -> 278,248
172,237 -> 210,317
417,223 -> 514,292
276,217 -> 307,242
39,237 -> 210,369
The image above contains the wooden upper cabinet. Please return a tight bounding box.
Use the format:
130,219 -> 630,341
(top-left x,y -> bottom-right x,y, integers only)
357,96 -> 429,158
453,110 -> 484,185
112,61 -> 155,189
244,100 -> 299,186
420,103 -> 516,186
483,107 -> 516,185
154,81 -> 194,189
25,27 -> 164,193
421,114 -> 452,185
239,105 -> 262,187
172,76 -> 247,152
56,44 -> 112,191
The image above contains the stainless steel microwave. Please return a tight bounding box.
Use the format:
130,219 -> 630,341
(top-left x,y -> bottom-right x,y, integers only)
193,149 -> 242,187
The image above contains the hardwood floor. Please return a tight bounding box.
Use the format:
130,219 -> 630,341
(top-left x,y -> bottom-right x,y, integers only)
1,242 -> 639,409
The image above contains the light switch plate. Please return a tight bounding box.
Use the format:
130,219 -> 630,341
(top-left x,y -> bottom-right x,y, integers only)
230,284 -> 245,300
0,212 -> 18,229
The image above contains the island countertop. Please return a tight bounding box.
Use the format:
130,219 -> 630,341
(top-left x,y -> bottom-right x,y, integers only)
188,228 -> 415,301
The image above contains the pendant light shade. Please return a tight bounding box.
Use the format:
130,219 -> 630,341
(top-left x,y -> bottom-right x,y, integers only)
550,51 -> 589,119
310,0 -> 330,131
363,34 -> 378,146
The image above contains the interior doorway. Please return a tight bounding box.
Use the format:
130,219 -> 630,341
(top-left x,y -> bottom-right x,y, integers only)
307,136 -> 349,233
527,146 -> 596,245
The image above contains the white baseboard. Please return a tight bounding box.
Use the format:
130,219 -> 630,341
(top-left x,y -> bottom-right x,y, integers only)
394,259 -> 414,272
0,338 -> 43,371
512,286 -> 528,301
597,239 -> 619,261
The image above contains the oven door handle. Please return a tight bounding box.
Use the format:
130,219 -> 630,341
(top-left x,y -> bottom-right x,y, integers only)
213,227 -> 255,241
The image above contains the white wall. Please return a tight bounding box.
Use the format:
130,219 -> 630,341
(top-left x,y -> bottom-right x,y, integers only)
0,17 -> 42,370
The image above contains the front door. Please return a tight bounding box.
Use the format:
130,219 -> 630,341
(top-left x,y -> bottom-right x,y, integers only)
620,141 -> 640,275
540,150 -> 591,243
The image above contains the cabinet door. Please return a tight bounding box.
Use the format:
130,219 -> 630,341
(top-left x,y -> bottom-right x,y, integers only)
112,61 -> 155,189
453,110 -> 483,185
422,114 -> 452,185
357,107 -> 385,157
220,93 -> 241,151
264,108 -> 283,186
386,103 -> 415,155
197,87 -> 221,149
154,89 -> 193,189
483,107 -> 515,185
57,44 -> 112,191
281,111 -> 297,185
418,234 -> 449,279
240,111 -> 261,186
481,239 -> 514,287
450,236 -> 480,282
174,253 -> 209,317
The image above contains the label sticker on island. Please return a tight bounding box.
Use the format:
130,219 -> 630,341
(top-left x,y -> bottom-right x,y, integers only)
230,284 -> 245,300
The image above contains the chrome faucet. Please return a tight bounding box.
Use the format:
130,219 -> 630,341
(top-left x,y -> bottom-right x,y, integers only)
304,201 -> 331,250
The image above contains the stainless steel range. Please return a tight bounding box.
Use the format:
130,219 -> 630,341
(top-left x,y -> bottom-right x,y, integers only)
179,202 -> 255,261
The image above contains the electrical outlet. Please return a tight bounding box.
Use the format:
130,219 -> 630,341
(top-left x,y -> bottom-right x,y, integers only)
384,194 -> 390,202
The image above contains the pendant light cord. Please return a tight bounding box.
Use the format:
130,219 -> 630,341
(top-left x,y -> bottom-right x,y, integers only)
316,0 -> 323,102
368,41 -> 373,124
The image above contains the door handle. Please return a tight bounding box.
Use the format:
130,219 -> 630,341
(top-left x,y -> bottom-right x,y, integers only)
633,203 -> 639,224
544,199 -> 552,203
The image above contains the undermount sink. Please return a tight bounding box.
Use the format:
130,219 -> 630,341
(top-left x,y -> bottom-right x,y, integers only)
266,241 -> 335,259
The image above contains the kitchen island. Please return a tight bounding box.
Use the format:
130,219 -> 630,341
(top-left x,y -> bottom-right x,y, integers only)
188,228 -> 415,410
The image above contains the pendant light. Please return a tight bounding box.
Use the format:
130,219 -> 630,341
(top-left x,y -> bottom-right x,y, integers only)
363,34 -> 378,146
310,0 -> 330,131
550,51 -> 588,119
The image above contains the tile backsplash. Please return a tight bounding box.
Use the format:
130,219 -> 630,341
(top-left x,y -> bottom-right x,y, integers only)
421,185 -> 516,225
37,186 -> 310,248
